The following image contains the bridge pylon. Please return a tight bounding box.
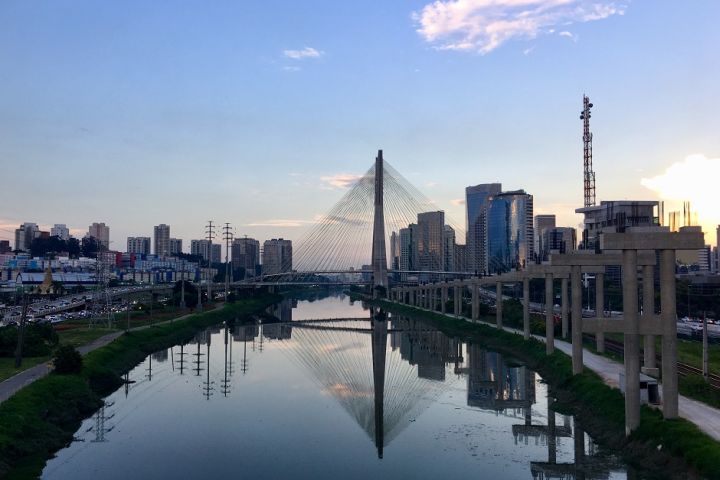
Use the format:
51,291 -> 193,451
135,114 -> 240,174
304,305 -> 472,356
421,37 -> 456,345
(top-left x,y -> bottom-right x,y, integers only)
371,150 -> 388,297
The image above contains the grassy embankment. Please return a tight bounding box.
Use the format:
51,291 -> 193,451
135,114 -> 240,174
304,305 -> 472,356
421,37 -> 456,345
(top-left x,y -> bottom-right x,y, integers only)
372,298 -> 720,480
0,305 -> 194,382
0,294 -> 278,479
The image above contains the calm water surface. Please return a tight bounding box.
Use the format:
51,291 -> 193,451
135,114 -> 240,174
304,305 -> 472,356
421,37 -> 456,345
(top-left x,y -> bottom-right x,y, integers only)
43,292 -> 635,479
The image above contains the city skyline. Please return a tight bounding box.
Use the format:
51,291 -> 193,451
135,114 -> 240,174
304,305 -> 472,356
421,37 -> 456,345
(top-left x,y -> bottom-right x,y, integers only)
1,1 -> 719,246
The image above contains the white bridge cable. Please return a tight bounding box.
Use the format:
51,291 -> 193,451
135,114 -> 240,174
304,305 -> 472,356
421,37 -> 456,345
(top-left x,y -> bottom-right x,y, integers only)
282,159 -> 466,278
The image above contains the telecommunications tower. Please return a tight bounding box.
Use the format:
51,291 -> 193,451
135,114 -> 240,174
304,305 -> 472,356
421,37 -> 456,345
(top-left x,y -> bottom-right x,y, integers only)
580,95 -> 596,208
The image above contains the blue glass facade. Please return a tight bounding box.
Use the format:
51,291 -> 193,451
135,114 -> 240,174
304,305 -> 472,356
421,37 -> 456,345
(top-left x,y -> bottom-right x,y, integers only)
485,191 -> 533,274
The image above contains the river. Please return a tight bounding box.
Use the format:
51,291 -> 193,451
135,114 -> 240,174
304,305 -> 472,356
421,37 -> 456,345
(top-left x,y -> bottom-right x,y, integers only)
42,292 -> 637,479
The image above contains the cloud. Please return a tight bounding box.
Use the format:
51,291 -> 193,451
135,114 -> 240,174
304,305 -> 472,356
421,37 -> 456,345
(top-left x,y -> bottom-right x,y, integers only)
425,181 -> 438,187
522,45 -> 535,55
283,66 -> 301,72
283,47 -> 324,60
641,154 -> 720,237
245,219 -> 317,228
320,173 -> 363,189
558,30 -> 577,41
451,198 -> 466,206
412,0 -> 625,54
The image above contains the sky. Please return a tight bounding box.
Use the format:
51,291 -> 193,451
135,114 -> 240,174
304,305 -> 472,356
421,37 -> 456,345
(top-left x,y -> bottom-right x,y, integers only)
1,0 -> 719,249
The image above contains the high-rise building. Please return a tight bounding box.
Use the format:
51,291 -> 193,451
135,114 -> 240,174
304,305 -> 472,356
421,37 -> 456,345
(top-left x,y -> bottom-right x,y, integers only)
0,240 -> 10,254
50,224 -> 70,241
417,211 -> 445,272
698,245 -> 711,272
576,201 -> 659,251
14,223 -> 40,252
442,225 -> 455,272
486,190 -> 533,274
127,237 -> 151,256
454,244 -> 467,273
191,239 -> 221,264
541,227 -> 576,260
87,222 -> 110,250
534,215 -> 556,261
169,238 -> 183,255
466,183 -> 502,275
262,239 -> 292,275
398,226 -> 416,280
390,232 -> 400,271
154,224 -> 170,256
232,237 -> 260,278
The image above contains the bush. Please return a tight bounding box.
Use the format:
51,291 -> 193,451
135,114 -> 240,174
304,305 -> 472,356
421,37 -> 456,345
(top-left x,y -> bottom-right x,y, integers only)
53,346 -> 82,374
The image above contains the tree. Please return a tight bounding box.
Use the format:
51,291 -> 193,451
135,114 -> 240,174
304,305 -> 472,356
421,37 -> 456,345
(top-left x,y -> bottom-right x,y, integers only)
172,280 -> 204,308
53,345 -> 82,374
66,237 -> 81,258
81,236 -> 100,258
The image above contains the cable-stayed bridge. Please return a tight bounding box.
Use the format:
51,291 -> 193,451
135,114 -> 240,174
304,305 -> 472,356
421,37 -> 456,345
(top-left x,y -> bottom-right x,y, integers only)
239,150 -> 469,290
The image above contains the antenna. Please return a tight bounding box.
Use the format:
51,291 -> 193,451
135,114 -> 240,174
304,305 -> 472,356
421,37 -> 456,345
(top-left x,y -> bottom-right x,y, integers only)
580,95 -> 596,208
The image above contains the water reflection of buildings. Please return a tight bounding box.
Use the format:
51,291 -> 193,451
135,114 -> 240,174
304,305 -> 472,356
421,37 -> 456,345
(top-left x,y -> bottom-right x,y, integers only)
277,311 -> 461,459
390,316 -> 462,381
464,345 -> 535,412
101,306 -> 628,476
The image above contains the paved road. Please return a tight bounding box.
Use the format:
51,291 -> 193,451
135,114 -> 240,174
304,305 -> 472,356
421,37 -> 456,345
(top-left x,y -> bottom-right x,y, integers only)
448,311 -> 720,442
0,304 -> 223,405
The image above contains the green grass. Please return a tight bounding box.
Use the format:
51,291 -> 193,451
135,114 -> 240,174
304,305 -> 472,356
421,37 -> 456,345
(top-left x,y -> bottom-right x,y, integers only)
0,294 -> 279,478
677,338 -> 720,373
0,357 -> 50,383
374,299 -> 720,480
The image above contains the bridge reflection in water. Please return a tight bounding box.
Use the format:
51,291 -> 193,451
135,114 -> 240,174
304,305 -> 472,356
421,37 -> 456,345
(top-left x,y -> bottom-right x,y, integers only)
89,298 -> 628,479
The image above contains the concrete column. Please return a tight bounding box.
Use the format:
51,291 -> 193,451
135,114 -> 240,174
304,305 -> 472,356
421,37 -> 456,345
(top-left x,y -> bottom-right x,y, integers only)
548,397 -> 557,465
496,282 -> 503,328
643,265 -> 656,370
430,287 -> 435,311
661,249 -> 678,419
596,272 -> 605,353
571,265 -> 583,375
471,282 -> 479,320
561,278 -> 569,339
441,286 -> 447,314
454,285 -> 461,316
545,274 -> 554,353
623,249 -> 641,435
522,278 -> 529,338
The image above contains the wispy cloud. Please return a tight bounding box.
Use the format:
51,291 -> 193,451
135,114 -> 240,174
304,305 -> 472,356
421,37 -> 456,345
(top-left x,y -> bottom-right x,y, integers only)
523,45 -> 535,55
283,47 -> 324,60
558,30 -> 577,41
425,181 -> 438,187
320,173 -> 362,189
451,198 -> 466,206
283,66 -> 301,72
245,218 -> 318,228
412,0 -> 625,54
